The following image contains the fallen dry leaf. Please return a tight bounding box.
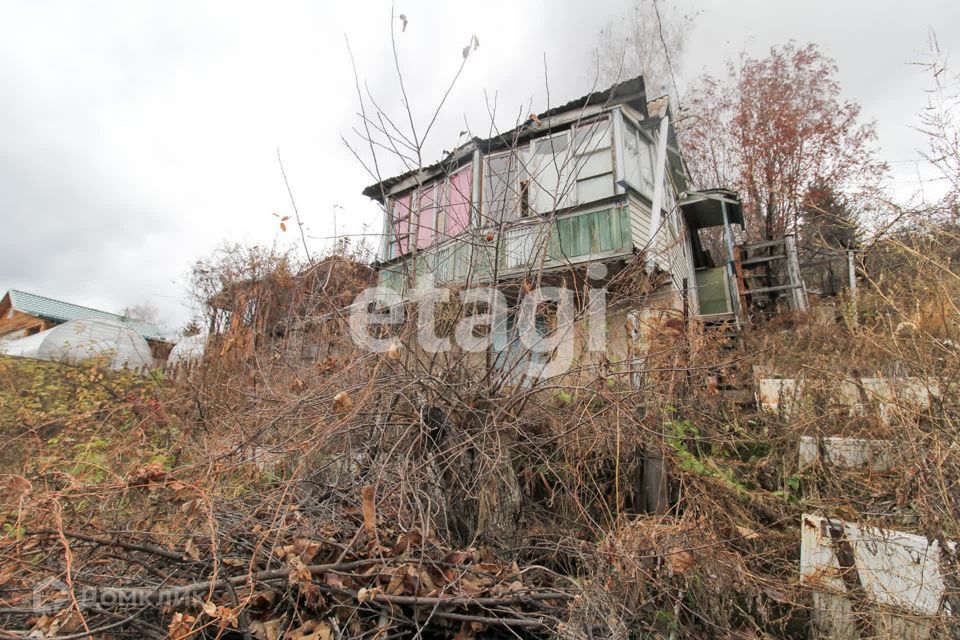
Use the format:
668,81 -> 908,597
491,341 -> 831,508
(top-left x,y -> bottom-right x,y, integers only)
249,618 -> 283,640
127,462 -> 167,487
289,619 -> 332,640
332,391 -> 353,413
168,612 -> 196,639
287,556 -> 312,587
665,547 -> 694,574
324,571 -> 344,589
184,538 -> 201,562
735,524 -> 761,540
357,586 -> 383,603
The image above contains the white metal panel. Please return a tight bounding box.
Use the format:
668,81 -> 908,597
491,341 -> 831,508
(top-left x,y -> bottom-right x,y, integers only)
798,436 -> 894,471
801,514 -> 954,617
576,175 -> 615,203
0,328 -> 28,341
842,377 -> 938,423
574,149 -> 614,180
759,377 -> 938,424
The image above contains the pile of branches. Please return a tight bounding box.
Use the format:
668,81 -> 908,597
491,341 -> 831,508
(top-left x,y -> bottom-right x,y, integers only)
0,489 -> 578,638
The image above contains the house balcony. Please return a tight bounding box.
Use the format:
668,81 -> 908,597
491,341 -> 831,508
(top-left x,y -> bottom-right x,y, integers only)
376,204 -> 633,295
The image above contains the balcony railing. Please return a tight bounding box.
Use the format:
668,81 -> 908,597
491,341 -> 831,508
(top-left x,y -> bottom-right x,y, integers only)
377,205 -> 632,295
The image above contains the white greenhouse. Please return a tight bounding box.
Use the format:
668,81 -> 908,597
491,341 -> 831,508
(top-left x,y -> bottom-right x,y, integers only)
0,318 -> 154,370
168,333 -> 206,364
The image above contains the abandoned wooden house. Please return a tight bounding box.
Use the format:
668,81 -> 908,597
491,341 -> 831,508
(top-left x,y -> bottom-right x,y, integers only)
0,289 -> 171,362
204,255 -> 376,361
363,76 -> 808,368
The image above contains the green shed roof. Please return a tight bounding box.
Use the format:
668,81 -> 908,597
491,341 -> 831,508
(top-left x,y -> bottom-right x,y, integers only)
6,289 -> 167,342
679,189 -> 744,230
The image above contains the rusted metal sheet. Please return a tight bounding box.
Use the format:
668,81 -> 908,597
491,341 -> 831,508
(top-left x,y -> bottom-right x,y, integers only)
801,514 -> 956,639
756,378 -> 806,418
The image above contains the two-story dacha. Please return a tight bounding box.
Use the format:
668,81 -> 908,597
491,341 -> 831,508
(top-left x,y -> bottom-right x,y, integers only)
362,76 -> 806,371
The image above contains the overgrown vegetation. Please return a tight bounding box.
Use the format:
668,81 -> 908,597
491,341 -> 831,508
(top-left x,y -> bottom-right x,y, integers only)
1,11 -> 959,640
0,215 -> 957,638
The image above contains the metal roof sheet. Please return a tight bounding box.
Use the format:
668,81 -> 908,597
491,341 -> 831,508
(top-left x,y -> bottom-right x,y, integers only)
6,289 -> 167,342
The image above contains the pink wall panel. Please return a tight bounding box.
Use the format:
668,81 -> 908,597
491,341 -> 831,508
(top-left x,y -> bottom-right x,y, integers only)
446,165 -> 472,237
416,184 -> 436,249
390,164 -> 473,258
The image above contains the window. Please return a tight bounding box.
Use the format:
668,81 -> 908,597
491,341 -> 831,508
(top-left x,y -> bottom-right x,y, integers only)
572,122 -> 615,204
434,245 -> 454,282
482,151 -> 521,224
416,183 -> 441,249
623,121 -> 655,196
527,133 -> 575,215
504,225 -> 536,269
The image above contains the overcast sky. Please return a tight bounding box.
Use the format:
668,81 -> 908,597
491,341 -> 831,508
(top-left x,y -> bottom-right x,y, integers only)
1,1 -> 957,335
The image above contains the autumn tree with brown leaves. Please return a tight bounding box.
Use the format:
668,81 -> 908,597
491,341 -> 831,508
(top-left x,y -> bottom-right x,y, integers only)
683,42 -> 888,241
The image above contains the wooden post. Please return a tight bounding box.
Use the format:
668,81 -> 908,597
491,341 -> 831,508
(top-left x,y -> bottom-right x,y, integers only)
642,445 -> 670,514
681,277 -> 689,329
847,248 -> 858,327
733,245 -> 749,321
847,250 -> 857,300
783,234 -> 808,312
